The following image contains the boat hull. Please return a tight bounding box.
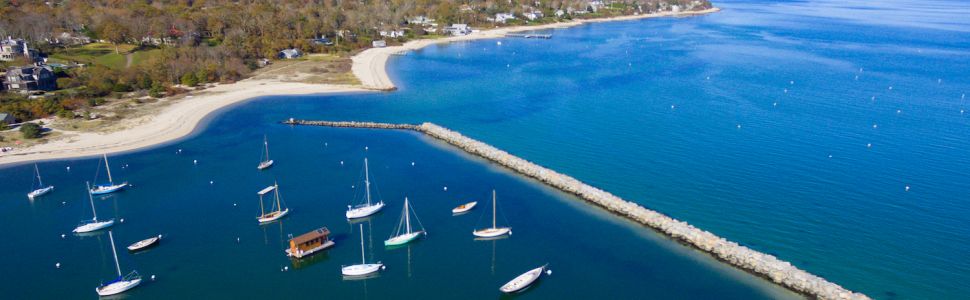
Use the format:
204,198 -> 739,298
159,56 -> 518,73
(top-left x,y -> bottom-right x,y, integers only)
473,227 -> 511,238
286,240 -> 335,259
96,278 -> 141,296
27,186 -> 54,199
452,201 -> 477,214
90,183 -> 128,195
127,236 -> 161,251
500,266 -> 545,293
257,160 -> 274,170
341,263 -> 383,277
384,231 -> 425,246
258,208 -> 290,223
73,219 -> 115,233
346,202 -> 384,219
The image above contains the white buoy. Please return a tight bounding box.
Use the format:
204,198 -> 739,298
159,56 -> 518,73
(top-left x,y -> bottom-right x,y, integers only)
736,124 -> 742,129
62,201 -> 66,205
120,218 -> 125,223
706,76 -> 710,80
284,266 -> 289,271
151,275 -> 156,281
365,146 -> 369,151
325,142 -> 328,147
193,159 -> 198,165
828,154 -> 833,158
351,185 -> 355,189
867,143 -> 872,148
66,166 -> 70,171
546,270 -> 552,275
961,109 -> 965,114
61,234 -> 66,239
443,186 -> 448,191
871,96 -> 876,101
773,102 -> 778,107
233,203 -> 237,207
888,86 -> 893,90
55,263 -> 60,269
897,109 -> 902,114
790,80 -> 794,85
784,89 -> 788,93
178,148 -> 182,153
210,181 -> 214,185
671,105 -> 675,109
854,75 -> 859,80
872,124 -> 878,129
381,265 -> 387,270
411,162 -> 415,166
497,41 -> 502,45
236,237 -> 240,243
905,185 -> 910,192
340,161 -> 344,165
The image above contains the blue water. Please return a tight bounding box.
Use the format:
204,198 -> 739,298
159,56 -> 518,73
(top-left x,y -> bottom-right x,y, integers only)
3,0 -> 970,298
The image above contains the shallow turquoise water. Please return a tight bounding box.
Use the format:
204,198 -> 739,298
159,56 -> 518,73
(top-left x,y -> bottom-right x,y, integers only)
3,0 -> 970,298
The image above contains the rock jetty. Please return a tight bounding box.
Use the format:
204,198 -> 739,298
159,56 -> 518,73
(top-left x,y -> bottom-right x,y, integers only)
284,119 -> 870,300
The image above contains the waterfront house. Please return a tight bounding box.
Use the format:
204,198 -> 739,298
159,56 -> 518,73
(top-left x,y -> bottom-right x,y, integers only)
489,13 -> 516,23
372,40 -> 387,48
278,48 -> 302,59
0,113 -> 14,125
524,11 -> 544,21
408,16 -> 435,25
379,30 -> 405,38
444,24 -> 472,36
1,37 -> 41,62
4,64 -> 56,92
555,10 -> 566,17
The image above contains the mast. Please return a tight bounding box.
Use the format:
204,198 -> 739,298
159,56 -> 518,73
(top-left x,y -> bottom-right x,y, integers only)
405,197 -> 411,234
103,154 -> 114,185
492,190 -> 497,229
359,223 -> 366,264
86,181 -> 98,221
34,164 -> 43,187
274,182 -> 281,212
263,135 -> 270,162
258,191 -> 265,216
364,158 -> 371,206
108,231 -> 122,277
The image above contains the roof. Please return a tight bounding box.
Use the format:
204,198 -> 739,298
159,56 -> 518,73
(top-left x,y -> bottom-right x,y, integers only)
290,227 -> 331,244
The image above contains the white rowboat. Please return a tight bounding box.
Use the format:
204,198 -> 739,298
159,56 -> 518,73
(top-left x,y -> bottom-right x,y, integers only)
452,201 -> 477,214
127,235 -> 162,251
499,265 -> 548,293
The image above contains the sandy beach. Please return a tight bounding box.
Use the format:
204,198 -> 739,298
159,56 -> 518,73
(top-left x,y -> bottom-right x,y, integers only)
0,8 -> 718,166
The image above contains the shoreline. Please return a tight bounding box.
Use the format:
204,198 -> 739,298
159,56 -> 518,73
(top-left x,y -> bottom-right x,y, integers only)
284,119 -> 870,300
0,7 -> 720,166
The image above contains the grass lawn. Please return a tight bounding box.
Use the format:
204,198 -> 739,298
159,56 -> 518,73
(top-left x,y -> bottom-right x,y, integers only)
48,43 -> 160,69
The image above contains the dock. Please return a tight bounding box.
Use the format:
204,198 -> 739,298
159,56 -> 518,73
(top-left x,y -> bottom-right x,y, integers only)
504,33 -> 552,39
283,118 -> 870,300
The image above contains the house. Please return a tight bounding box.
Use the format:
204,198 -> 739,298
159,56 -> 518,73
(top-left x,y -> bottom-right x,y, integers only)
0,113 -> 14,125
372,40 -> 387,48
555,10 -> 566,17
4,64 -> 56,92
489,13 -> 516,23
47,32 -> 92,46
524,11 -> 544,20
444,24 -> 472,36
0,37 -> 41,62
408,16 -> 435,25
379,30 -> 405,38
310,36 -> 333,46
278,48 -> 302,59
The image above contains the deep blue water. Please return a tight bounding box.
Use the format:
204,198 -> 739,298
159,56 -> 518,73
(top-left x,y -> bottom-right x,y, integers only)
3,0 -> 970,299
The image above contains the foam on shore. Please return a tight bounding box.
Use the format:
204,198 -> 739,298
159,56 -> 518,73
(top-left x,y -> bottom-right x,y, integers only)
285,119 -> 870,300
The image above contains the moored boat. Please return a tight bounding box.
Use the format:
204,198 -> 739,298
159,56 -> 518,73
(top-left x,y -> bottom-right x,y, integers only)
27,164 -> 54,199
90,154 -> 128,195
286,227 -> 335,259
74,182 -> 115,233
346,158 -> 385,219
342,223 -> 384,277
257,183 -> 290,224
499,264 -> 549,293
257,135 -> 274,170
384,197 -> 426,247
96,231 -> 142,296
452,201 -> 477,214
473,190 -> 511,238
127,235 -> 162,252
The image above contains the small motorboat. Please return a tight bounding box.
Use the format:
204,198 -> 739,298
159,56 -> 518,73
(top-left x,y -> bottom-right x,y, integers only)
127,235 -> 162,251
500,264 -> 549,294
452,201 -> 477,214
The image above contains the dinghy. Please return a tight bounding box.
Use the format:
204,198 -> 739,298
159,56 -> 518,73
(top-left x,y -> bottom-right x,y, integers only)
90,154 -> 128,195
127,235 -> 162,252
342,223 -> 384,277
27,164 -> 54,199
385,197 -> 426,246
499,264 -> 549,293
73,182 -> 115,233
96,231 -> 142,296
473,190 -> 511,238
257,183 -> 290,223
346,158 -> 385,219
257,135 -> 274,170
452,201 -> 477,214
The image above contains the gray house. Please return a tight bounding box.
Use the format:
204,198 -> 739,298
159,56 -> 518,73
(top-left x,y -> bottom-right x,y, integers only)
0,37 -> 41,62
4,64 -> 56,92
278,48 -> 302,59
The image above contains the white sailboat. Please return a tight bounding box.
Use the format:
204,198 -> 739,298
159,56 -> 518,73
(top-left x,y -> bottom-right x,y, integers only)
473,190 -> 511,238
257,182 -> 290,223
73,182 -> 115,233
96,231 -> 142,296
27,164 -> 54,199
499,264 -> 550,293
257,135 -> 274,170
90,154 -> 128,195
384,197 -> 426,246
341,223 -> 384,277
127,235 -> 162,252
345,158 -> 385,219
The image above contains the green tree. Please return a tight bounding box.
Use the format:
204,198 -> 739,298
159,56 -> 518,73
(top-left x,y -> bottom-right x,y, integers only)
180,72 -> 199,87
20,123 -> 42,139
99,19 -> 129,54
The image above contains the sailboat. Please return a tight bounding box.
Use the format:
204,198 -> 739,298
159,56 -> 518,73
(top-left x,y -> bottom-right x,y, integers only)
90,154 -> 128,195
341,223 -> 384,277
499,264 -> 550,293
73,182 -> 115,233
257,135 -> 274,170
257,182 -> 290,223
27,164 -> 54,199
473,190 -> 511,238
96,231 -> 142,296
345,158 -> 385,219
384,197 -> 426,246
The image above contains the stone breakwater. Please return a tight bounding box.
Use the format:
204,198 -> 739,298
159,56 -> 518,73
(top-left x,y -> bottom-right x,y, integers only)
284,119 -> 870,300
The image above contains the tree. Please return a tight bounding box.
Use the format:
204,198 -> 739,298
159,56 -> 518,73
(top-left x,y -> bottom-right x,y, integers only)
99,19 -> 129,54
20,122 -> 42,139
180,72 -> 199,87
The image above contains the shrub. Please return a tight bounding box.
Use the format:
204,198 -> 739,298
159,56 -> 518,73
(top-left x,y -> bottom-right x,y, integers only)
180,73 -> 199,87
20,122 -> 42,139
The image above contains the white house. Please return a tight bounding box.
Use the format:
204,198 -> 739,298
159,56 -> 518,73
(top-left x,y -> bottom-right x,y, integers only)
379,30 -> 405,38
408,16 -> 435,25
444,24 -> 471,36
490,12 -> 516,23
372,40 -> 387,48
524,11 -> 544,20
0,37 -> 40,62
555,10 -> 565,17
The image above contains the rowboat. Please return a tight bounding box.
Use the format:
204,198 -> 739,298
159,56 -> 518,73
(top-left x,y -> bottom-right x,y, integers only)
500,264 -> 549,293
451,201 -> 477,214
127,235 -> 162,251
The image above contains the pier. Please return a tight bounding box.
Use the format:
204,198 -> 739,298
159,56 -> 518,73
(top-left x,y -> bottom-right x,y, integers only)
504,33 -> 552,39
284,119 -> 870,300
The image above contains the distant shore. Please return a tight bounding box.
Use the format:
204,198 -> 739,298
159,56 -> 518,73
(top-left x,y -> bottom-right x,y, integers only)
0,7 -> 719,166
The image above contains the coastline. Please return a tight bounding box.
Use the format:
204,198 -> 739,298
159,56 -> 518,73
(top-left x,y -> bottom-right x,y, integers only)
0,7 -> 720,166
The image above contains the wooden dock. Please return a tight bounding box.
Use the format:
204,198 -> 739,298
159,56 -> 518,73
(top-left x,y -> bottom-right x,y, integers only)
504,33 -> 552,39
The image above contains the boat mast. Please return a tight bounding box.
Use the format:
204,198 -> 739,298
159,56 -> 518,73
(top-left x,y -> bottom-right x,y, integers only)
35,164 -> 43,187
405,197 -> 411,234
108,231 -> 122,277
274,182 -> 281,212
492,190 -> 497,229
258,191 -> 265,216
86,181 -> 98,221
103,154 -> 114,185
263,135 -> 270,162
359,223 -> 366,264
364,158 -> 371,206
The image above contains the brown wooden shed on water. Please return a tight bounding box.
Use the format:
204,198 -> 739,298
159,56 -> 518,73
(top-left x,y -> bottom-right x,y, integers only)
288,227 -> 333,258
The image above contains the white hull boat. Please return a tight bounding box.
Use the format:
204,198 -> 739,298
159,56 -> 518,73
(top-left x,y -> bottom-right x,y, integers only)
452,201 -> 477,214
258,207 -> 290,223
346,202 -> 384,219
96,231 -> 142,296
257,135 -> 274,170
127,235 -> 161,251
500,265 -> 548,293
385,231 -> 425,246
28,186 -> 54,199
74,219 -> 115,233
90,183 -> 128,195
341,263 -> 384,277
473,190 -> 511,238
256,183 -> 290,224
257,159 -> 274,170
